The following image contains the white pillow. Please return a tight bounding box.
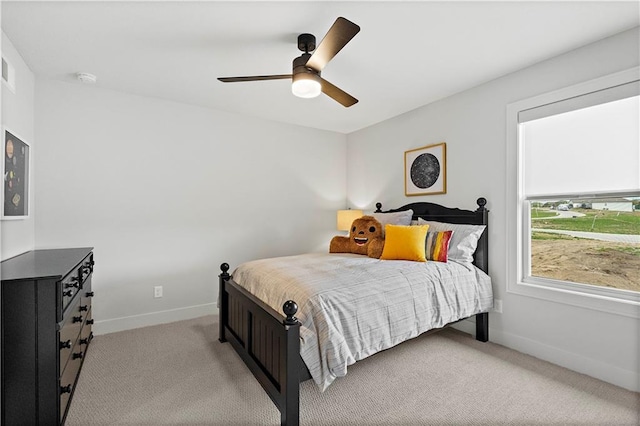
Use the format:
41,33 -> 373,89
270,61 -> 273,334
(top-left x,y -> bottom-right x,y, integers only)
417,218 -> 486,263
371,210 -> 413,237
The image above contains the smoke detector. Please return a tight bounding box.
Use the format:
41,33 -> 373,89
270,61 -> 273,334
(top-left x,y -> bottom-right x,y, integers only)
76,72 -> 97,84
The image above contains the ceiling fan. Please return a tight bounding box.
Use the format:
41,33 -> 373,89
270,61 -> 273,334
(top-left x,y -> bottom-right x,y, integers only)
218,17 -> 360,107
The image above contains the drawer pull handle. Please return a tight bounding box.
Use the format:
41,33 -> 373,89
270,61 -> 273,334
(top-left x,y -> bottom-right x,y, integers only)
63,290 -> 73,297
86,291 -> 95,297
59,340 -> 72,349
64,282 -> 79,289
60,385 -> 72,394
72,352 -> 83,360
79,305 -> 88,312
86,319 -> 95,325
72,316 -> 83,323
79,337 -> 89,345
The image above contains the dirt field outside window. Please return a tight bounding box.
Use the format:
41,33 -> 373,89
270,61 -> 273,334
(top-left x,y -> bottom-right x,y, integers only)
530,208 -> 640,293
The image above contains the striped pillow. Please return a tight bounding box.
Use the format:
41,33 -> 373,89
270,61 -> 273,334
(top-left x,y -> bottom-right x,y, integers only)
425,230 -> 453,262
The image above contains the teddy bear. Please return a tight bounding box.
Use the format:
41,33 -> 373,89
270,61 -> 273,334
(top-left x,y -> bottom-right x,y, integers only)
330,215 -> 385,258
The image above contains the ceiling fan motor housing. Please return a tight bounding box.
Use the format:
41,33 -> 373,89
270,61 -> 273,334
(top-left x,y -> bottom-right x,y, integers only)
292,54 -> 320,78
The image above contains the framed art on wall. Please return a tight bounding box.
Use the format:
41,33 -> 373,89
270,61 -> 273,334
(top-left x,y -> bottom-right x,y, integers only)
404,142 -> 446,196
2,128 -> 30,219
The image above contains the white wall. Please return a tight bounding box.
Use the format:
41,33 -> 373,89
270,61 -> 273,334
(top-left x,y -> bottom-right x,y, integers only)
35,80 -> 347,333
1,31 -> 35,259
347,27 -> 640,391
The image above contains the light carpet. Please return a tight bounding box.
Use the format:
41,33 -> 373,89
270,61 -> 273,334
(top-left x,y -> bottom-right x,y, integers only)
66,315 -> 639,425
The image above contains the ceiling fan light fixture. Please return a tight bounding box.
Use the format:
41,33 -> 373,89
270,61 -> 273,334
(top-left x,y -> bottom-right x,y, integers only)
292,72 -> 321,99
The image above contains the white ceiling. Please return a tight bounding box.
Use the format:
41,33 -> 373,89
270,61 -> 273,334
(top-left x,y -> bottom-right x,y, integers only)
2,1 -> 638,134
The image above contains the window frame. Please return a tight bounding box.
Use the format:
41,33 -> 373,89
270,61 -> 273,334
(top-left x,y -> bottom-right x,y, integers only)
506,67 -> 640,318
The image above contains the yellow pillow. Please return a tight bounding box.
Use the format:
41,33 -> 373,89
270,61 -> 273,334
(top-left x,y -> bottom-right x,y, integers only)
380,224 -> 429,262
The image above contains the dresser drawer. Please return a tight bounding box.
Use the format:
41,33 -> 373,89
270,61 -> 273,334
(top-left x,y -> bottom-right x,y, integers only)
60,312 -> 92,425
59,297 -> 85,374
79,308 -> 93,347
60,271 -> 81,313
80,253 -> 94,286
60,253 -> 93,317
81,277 -> 94,309
59,340 -> 83,423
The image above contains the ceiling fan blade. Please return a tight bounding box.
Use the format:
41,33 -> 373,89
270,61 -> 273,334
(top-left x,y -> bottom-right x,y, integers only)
305,17 -> 360,72
321,78 -> 358,107
218,74 -> 292,82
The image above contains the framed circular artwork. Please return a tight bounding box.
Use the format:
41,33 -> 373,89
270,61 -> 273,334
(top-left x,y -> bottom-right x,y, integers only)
404,142 -> 446,196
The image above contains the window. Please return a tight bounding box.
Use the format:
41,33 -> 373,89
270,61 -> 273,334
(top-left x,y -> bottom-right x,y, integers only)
507,68 -> 640,314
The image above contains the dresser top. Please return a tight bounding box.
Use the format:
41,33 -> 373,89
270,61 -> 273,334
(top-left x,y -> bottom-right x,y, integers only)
1,248 -> 93,282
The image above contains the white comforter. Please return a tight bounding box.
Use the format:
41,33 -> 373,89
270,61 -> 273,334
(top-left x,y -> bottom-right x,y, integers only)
232,253 -> 493,391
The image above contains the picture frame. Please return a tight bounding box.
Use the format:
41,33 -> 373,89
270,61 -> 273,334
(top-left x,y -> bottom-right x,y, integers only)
2,128 -> 30,219
404,142 -> 446,196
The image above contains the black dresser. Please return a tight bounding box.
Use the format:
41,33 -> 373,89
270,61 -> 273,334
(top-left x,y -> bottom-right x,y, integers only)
1,248 -> 95,425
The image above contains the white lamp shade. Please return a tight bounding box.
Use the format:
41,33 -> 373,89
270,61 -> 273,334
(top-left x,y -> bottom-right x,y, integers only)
292,74 -> 321,98
337,209 -> 363,231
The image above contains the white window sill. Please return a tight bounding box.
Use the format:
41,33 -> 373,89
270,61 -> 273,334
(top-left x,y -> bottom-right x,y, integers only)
507,278 -> 640,319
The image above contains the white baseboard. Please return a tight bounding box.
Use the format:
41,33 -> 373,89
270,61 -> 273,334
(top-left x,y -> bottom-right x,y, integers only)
452,318 -> 639,393
93,303 -> 218,335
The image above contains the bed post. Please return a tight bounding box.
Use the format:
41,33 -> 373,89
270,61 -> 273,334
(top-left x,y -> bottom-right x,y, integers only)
475,197 -> 490,343
281,301 -> 301,426
474,197 -> 489,273
219,263 -> 230,343
476,312 -> 489,342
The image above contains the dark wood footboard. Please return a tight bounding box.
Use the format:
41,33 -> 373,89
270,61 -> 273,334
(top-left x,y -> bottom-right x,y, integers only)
219,263 -> 306,426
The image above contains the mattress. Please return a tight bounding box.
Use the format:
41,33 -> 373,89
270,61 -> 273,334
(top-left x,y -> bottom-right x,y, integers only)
232,252 -> 493,391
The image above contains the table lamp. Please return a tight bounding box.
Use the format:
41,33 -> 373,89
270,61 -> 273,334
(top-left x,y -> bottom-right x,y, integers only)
336,209 -> 363,233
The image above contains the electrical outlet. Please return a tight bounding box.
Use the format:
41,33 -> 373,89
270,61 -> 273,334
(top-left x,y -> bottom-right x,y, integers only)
154,286 -> 163,298
493,299 -> 503,313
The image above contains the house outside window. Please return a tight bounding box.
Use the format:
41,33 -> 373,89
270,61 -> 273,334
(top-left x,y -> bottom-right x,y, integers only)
506,68 -> 640,314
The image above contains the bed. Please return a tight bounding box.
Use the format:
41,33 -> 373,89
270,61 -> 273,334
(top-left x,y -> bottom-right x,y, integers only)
218,198 -> 491,426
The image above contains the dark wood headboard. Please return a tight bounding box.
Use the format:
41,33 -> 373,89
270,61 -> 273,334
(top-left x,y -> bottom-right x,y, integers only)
375,198 -> 489,273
